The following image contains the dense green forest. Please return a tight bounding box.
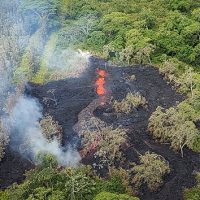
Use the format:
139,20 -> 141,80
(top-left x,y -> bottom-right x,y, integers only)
14,0 -> 200,84
1,0 -> 200,199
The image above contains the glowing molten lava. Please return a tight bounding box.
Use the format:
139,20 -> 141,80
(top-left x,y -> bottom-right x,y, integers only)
97,69 -> 107,77
96,69 -> 107,96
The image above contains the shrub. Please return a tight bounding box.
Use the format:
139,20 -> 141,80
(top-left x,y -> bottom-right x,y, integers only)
88,125 -> 127,168
113,93 -> 147,114
184,185 -> 200,200
80,117 -> 127,168
131,152 -> 170,192
95,168 -> 131,194
106,167 -> 134,196
134,44 -> 155,65
119,47 -> 136,65
159,59 -> 179,83
184,172 -> 200,200
40,115 -> 62,143
177,67 -> 199,98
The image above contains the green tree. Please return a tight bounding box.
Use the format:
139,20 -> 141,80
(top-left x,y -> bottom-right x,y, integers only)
169,0 -> 195,12
87,31 -> 106,51
100,12 -> 133,41
14,30 -> 45,83
182,22 -> 200,47
192,8 -> 200,22
164,11 -> 192,33
190,43 -> 200,65
131,152 -> 170,192
148,102 -> 200,157
14,50 -> 33,82
58,0 -> 99,18
32,32 -> 58,83
125,29 -> 151,49
20,0 -> 59,33
154,29 -> 185,56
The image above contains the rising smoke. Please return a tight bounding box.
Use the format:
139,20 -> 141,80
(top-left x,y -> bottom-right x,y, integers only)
47,48 -> 90,77
40,32 -> 91,80
6,96 -> 81,166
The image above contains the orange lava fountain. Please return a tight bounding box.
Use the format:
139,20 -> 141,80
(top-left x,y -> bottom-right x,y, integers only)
96,69 -> 107,105
96,69 -> 107,95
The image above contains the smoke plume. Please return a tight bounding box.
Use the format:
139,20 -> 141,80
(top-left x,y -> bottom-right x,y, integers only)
7,96 -> 80,166
40,32 -> 91,80
47,49 -> 90,77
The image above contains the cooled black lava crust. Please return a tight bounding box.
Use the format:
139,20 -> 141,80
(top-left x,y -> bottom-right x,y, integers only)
1,57 -> 200,200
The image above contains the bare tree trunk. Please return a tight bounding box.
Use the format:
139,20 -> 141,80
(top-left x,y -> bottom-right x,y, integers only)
180,145 -> 184,158
190,81 -> 193,99
148,55 -> 152,65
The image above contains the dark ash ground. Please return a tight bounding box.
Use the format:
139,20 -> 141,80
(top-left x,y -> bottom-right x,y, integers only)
0,57 -> 200,200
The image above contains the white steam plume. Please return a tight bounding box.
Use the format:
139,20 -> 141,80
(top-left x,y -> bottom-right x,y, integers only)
40,33 -> 91,80
7,96 -> 80,166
